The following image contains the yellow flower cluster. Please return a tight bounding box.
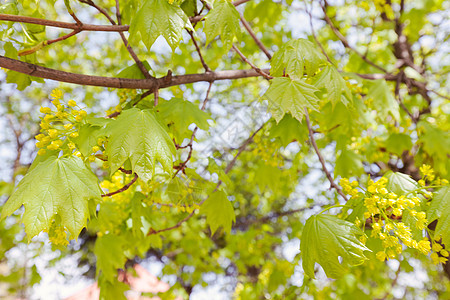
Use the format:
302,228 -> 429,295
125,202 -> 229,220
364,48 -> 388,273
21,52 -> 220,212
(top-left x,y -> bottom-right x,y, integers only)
252,135 -> 283,167
36,89 -> 87,156
340,172 -> 448,264
431,242 -> 449,264
45,220 -> 68,246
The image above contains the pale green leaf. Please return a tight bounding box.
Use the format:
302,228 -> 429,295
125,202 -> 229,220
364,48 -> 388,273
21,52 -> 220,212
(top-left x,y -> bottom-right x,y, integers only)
204,0 -> 241,49
385,133 -> 413,156
158,98 -> 211,143
385,171 -> 419,196
335,149 -> 364,178
1,156 -> 101,239
201,190 -> 235,235
314,65 -> 352,105
300,214 -> 370,279
105,108 -> 175,182
367,79 -> 400,120
427,187 -> 450,247
271,38 -> 327,79
95,234 -> 128,282
268,114 -> 308,146
263,77 -> 320,123
129,0 -> 191,50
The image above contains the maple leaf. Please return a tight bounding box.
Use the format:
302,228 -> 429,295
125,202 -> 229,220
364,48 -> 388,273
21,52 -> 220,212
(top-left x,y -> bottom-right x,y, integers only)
263,77 -> 320,122
204,0 -> 241,49
157,98 -> 211,143
1,156 -> 101,240
367,79 -> 400,121
129,0 -> 192,50
105,108 -> 175,182
427,187 -> 450,248
300,214 -> 370,279
313,65 -> 352,106
271,38 -> 327,79
201,190 -> 235,235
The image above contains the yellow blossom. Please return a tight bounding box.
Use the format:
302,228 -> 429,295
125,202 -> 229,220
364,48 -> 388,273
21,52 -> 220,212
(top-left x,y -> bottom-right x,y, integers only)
37,149 -> 47,156
50,89 -> 63,100
376,251 -> 387,261
40,106 -> 52,114
68,100 -> 77,107
417,240 -> 431,255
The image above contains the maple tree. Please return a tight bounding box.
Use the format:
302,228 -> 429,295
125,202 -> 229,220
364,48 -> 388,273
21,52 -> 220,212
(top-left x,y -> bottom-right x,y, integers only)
0,0 -> 449,299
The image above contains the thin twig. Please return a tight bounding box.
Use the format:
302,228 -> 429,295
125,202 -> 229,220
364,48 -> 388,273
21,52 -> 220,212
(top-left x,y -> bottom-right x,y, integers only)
307,0 -> 332,64
239,14 -> 272,60
19,29 -> 81,56
101,173 -> 138,197
188,30 -> 211,72
320,1 -> 387,73
304,109 -> 348,201
173,81 -> 214,176
232,45 -> 273,80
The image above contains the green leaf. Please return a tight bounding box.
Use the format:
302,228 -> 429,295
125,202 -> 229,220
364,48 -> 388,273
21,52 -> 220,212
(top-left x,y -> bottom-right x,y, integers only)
201,190 -> 235,235
367,79 -> 400,120
105,108 -> 175,182
300,214 -> 370,279
263,77 -> 320,123
73,124 -> 105,157
418,121 -> 450,165
271,39 -> 327,79
335,149 -> 364,178
268,114 -> 308,147
1,156 -> 101,239
385,171 -> 419,196
116,61 -> 152,79
385,133 -> 413,156
157,98 -> 211,143
129,0 -> 191,50
99,276 -> 128,300
131,192 -> 146,237
314,65 -> 351,106
427,187 -> 450,247
204,0 -> 241,49
181,0 -> 197,16
95,234 -> 128,282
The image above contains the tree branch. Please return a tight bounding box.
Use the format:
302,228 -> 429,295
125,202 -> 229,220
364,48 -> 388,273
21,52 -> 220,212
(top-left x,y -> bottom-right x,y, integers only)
0,55 -> 267,89
0,13 -> 128,31
232,45 -> 273,80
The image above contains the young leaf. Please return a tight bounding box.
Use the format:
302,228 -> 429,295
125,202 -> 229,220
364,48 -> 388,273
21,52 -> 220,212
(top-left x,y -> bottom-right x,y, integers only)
268,114 -> 308,147
385,171 -> 419,195
367,79 -> 400,121
105,108 -> 175,182
385,133 -> 413,156
129,0 -> 191,50
157,98 -> 211,143
271,38 -> 327,79
94,234 -> 128,282
204,0 -> 241,49
334,149 -> 364,178
427,187 -> 450,247
300,214 -> 370,279
314,65 -> 351,106
201,190 -> 235,235
1,156 -> 101,239
263,77 -> 320,123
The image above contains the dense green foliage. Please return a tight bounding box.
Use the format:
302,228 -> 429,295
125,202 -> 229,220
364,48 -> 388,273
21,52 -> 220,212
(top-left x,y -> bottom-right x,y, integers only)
0,0 -> 449,299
